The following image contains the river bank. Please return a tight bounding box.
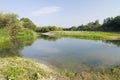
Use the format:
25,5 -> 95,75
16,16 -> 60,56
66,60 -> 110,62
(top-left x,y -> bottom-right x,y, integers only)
1,30 -> 120,80
0,57 -> 120,80
0,57 -> 57,80
42,31 -> 120,40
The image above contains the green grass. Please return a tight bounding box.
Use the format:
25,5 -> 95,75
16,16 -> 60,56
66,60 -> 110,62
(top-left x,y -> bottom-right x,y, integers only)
48,31 -> 120,40
0,57 -> 56,80
0,57 -> 120,80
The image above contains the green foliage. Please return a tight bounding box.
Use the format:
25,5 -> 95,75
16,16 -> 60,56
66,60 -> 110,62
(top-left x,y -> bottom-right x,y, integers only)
36,26 -> 63,32
0,12 -> 37,44
110,65 -> 120,80
1,57 -> 120,80
82,20 -> 101,31
60,69 -> 75,78
5,23 -> 22,39
50,31 -> 120,40
17,28 -> 37,40
65,16 -> 120,31
0,57 -> 56,80
69,26 -> 78,31
0,12 -> 18,29
20,18 -> 36,30
102,16 -> 120,31
0,12 -> 23,39
0,29 -> 10,42
65,20 -> 101,31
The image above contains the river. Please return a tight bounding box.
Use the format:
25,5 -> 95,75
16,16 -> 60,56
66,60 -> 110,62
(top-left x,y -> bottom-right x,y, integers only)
1,36 -> 120,72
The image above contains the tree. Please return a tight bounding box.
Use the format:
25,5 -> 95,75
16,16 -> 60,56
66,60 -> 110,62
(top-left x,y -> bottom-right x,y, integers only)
0,12 -> 22,38
102,16 -> 120,31
68,20 -> 101,31
0,12 -> 18,29
35,26 -> 63,32
69,26 -> 77,31
112,16 -> 120,31
5,22 -> 22,38
20,18 -> 36,30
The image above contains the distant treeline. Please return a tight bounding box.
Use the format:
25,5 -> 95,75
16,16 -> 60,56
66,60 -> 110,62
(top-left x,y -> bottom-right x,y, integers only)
64,16 -> 120,32
1,12 -> 120,34
36,15 -> 120,32
35,26 -> 63,32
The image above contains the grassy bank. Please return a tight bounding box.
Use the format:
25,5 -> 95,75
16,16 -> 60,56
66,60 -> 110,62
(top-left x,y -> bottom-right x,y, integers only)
0,57 -> 120,80
47,31 -> 120,40
0,57 -> 57,80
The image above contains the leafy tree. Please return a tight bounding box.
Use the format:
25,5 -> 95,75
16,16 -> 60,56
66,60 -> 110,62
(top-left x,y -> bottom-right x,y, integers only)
69,26 -> 77,31
36,26 -> 63,32
67,20 -> 101,31
0,12 -> 22,38
20,18 -> 36,30
102,16 -> 120,31
5,22 -> 22,38
0,12 -> 18,29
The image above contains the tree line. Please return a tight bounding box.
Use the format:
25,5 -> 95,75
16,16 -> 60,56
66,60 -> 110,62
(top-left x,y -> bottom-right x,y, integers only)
64,16 -> 120,32
0,12 -> 63,34
1,12 -> 120,34
35,26 -> 63,32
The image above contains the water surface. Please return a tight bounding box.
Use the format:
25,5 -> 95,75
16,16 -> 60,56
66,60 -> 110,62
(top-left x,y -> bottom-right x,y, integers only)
19,37 -> 120,72
0,36 -> 120,72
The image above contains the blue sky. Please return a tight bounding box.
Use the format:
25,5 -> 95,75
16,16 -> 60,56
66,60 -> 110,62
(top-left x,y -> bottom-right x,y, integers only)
0,0 -> 120,27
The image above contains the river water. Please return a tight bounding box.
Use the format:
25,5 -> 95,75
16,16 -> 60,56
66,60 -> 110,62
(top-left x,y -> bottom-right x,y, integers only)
1,36 -> 120,72
21,36 -> 120,72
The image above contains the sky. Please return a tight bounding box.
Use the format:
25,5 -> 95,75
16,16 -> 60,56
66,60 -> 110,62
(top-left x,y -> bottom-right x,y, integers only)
0,0 -> 120,28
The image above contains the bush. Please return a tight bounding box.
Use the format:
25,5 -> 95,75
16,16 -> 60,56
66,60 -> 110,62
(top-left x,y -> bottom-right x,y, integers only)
17,28 -> 37,40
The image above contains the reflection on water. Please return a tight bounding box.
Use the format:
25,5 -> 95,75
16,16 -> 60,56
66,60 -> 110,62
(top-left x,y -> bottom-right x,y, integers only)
38,35 -> 60,41
0,38 -> 35,58
21,36 -> 120,72
103,40 -> 120,47
38,35 -> 120,47
1,35 -> 120,72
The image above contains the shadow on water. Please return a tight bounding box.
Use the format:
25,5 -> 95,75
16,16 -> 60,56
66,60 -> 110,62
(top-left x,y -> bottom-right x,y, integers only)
103,40 -> 120,47
39,34 -> 120,47
0,38 -> 35,58
38,35 -> 61,41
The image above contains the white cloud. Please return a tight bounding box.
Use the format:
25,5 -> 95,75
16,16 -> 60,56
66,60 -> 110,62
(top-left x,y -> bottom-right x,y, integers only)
32,6 -> 61,16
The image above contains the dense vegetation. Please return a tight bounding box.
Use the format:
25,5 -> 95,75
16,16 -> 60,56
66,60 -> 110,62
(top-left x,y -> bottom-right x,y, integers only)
20,18 -> 36,30
0,12 -> 37,42
64,16 -> 120,32
101,16 -> 120,31
36,26 -> 63,32
46,31 -> 120,40
64,20 -> 100,31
